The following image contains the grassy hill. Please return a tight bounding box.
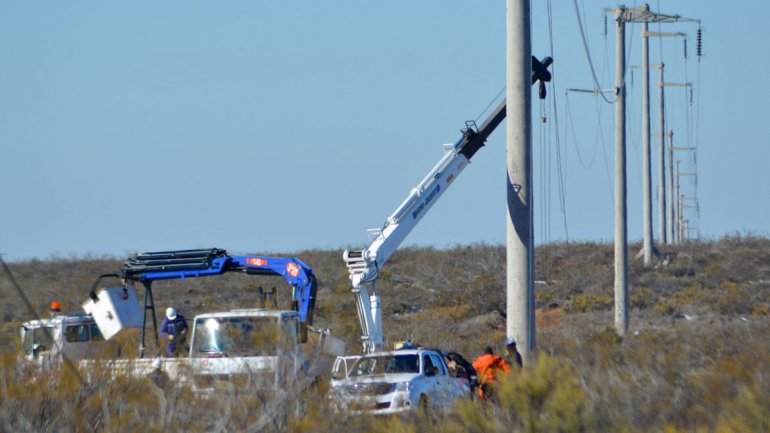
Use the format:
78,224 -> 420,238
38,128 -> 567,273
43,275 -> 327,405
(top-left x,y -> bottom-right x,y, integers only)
1,234 -> 769,432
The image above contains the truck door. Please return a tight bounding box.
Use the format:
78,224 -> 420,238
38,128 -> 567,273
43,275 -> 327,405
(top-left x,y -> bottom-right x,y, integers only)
428,353 -> 453,405
422,354 -> 442,405
62,323 -> 103,360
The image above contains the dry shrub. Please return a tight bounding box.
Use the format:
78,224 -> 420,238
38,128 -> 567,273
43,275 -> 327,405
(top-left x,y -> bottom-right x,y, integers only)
567,293 -> 614,313
630,287 -> 655,309
535,307 -> 564,330
495,354 -> 595,432
751,304 -> 769,317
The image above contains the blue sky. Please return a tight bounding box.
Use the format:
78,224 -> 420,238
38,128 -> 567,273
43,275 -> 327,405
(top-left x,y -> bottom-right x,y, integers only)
1,1 -> 768,262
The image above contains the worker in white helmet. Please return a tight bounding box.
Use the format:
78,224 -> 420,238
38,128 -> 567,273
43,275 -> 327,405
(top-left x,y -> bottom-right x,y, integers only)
160,307 -> 188,357
505,337 -> 523,368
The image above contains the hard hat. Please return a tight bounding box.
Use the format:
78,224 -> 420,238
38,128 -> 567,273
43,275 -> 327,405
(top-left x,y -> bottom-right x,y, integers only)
505,337 -> 517,346
50,301 -> 61,311
166,307 -> 177,320
152,358 -> 163,369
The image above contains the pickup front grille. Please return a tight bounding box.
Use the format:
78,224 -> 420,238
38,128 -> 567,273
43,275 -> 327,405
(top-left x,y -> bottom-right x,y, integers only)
344,382 -> 393,395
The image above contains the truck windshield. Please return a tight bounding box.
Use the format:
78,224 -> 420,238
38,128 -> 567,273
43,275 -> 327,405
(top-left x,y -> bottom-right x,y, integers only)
21,326 -> 55,356
349,354 -> 420,376
191,316 -> 296,358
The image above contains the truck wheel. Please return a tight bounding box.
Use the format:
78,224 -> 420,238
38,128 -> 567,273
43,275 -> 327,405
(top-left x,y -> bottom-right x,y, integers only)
419,394 -> 429,414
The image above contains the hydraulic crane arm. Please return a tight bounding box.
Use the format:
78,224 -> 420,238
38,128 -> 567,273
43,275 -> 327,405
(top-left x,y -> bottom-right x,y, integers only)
91,248 -> 318,357
121,248 -> 317,325
344,56 -> 552,353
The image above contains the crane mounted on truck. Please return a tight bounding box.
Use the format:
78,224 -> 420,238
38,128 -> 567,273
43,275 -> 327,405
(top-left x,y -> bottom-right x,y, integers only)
343,57 -> 552,353
109,248 -> 319,357
22,248 -> 344,389
83,248 -> 343,389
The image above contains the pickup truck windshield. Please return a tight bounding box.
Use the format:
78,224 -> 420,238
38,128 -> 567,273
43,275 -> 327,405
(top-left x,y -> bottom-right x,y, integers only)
349,354 -> 420,376
192,316 -> 297,358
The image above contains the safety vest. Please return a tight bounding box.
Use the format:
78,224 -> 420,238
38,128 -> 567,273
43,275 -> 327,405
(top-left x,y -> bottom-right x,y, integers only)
472,353 -> 511,385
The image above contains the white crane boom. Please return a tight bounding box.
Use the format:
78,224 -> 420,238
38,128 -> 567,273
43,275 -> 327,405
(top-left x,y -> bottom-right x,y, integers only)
344,57 -> 552,353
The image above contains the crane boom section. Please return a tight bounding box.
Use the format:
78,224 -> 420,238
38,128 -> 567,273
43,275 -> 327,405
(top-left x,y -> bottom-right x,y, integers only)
342,101 -> 506,354
346,100 -> 506,289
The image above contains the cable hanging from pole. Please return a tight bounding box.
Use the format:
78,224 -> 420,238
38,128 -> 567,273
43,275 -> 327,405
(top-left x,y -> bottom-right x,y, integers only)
547,0 -> 569,243
474,86 -> 506,124
572,0 -> 617,104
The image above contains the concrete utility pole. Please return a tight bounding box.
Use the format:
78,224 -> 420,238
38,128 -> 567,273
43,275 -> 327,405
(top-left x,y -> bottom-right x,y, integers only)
614,5 -> 697,265
605,3 -> 697,335
680,196 -> 699,241
668,131 -> 676,242
639,22 -> 690,263
644,31 -> 684,245
676,163 -> 697,242
506,0 -> 535,360
661,80 -> 692,242
658,64 -> 667,244
674,160 -> 681,243
640,22 -> 655,266
613,5 -> 630,335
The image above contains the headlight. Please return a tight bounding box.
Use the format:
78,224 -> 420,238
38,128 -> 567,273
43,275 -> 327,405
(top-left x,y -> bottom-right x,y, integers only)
393,381 -> 413,392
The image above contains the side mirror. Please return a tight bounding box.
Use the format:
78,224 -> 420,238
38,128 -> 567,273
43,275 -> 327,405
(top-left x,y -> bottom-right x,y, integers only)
425,366 -> 437,377
32,344 -> 47,358
331,358 -> 346,380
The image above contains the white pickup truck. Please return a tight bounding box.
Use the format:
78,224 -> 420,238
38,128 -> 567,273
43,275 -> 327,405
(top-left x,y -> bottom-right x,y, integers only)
329,347 -> 472,415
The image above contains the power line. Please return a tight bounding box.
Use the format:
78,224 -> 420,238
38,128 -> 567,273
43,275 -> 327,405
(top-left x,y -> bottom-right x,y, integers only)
546,0 -> 568,243
572,0 -> 617,104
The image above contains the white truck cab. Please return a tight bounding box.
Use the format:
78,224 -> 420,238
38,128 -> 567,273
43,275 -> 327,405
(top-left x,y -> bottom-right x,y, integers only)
20,314 -> 104,366
189,309 -> 300,358
185,309 -> 303,389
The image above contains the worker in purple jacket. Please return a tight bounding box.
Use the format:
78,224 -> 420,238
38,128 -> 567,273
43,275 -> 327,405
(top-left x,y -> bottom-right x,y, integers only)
160,307 -> 189,357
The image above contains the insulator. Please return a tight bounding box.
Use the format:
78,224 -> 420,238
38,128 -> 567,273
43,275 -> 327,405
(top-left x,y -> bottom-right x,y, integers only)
683,38 -> 688,61
696,27 -> 702,58
604,15 -> 608,37
690,88 -> 693,106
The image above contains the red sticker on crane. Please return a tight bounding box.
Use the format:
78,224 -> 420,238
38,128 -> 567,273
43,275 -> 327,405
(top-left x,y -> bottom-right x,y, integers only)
286,262 -> 300,277
247,258 -> 268,266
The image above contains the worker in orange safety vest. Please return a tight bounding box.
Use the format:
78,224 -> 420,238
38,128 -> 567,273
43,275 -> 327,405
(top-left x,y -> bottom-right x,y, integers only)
472,346 -> 511,399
